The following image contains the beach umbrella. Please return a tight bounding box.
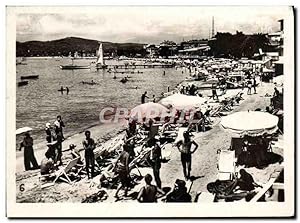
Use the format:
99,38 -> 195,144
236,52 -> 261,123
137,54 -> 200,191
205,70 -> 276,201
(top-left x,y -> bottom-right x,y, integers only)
130,102 -> 170,121
220,111 -> 279,137
160,93 -> 207,110
16,127 -> 33,135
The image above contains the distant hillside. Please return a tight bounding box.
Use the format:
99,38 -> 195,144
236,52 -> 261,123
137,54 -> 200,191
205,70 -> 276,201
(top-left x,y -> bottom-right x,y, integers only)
16,37 -> 147,57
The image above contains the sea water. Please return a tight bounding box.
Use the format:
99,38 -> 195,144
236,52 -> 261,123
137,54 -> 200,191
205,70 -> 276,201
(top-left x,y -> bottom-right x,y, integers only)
16,57 -> 187,144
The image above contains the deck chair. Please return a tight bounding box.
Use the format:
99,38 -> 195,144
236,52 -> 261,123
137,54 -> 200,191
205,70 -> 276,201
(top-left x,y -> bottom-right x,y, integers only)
187,118 -> 205,132
217,150 -> 237,181
209,105 -> 223,118
50,157 -> 81,185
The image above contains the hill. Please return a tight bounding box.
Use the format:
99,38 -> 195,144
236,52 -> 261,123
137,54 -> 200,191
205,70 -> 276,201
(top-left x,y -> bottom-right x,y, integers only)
16,37 -> 147,57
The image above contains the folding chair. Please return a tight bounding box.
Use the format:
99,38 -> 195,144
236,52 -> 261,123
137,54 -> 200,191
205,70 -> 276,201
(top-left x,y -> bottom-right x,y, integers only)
217,150 -> 237,181
41,157 -> 81,187
187,118 -> 205,132
209,105 -> 223,118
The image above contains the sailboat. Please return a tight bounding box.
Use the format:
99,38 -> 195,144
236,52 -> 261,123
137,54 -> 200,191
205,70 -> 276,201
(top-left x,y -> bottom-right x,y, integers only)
60,51 -> 91,70
96,43 -> 108,69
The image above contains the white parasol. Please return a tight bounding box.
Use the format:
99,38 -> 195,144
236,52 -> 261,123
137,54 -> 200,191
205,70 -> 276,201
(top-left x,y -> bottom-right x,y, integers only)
160,93 -> 207,110
16,127 -> 33,135
220,111 -> 279,137
130,102 -> 170,121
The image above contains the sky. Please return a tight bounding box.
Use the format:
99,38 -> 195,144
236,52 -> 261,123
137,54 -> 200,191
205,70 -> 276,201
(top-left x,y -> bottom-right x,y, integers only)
16,6 -> 288,44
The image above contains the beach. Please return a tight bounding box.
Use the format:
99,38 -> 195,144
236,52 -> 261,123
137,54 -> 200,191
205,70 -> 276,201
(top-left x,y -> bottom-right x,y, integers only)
16,76 -> 284,203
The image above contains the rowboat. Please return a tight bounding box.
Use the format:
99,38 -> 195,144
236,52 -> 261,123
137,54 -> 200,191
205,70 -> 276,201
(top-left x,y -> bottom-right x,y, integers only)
18,81 -> 29,87
60,65 -> 91,70
20,75 -> 39,80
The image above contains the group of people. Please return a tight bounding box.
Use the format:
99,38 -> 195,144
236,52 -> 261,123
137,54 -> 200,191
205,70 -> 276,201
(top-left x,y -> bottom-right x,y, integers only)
179,84 -> 198,96
19,115 -> 65,172
246,77 -> 257,95
44,115 -> 65,166
141,91 -> 156,104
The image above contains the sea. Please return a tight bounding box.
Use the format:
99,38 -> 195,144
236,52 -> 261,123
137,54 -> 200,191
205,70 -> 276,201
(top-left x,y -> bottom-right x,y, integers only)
16,57 -> 187,145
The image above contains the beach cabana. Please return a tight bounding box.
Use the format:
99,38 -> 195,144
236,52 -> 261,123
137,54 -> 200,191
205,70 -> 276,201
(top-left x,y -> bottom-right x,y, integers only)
220,111 -> 280,167
160,93 -> 207,110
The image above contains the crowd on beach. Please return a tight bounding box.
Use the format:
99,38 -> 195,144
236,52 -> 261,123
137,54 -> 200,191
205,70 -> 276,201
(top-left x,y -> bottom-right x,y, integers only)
17,56 -> 284,203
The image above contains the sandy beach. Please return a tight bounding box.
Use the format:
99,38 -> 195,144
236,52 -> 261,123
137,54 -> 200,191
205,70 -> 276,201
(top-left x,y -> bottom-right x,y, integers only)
16,77 -> 284,203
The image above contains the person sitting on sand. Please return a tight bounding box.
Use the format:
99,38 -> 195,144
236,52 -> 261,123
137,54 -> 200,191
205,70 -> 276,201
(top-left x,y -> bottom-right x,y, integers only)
40,151 -> 56,176
165,179 -> 192,202
225,169 -> 262,195
137,174 -> 164,203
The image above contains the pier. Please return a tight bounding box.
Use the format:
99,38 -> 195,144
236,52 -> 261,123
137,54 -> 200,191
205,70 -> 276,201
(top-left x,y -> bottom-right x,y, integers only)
105,63 -> 175,69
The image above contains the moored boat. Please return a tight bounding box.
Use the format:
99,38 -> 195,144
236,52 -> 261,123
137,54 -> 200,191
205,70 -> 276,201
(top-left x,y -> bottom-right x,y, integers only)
20,75 -> 39,80
18,81 -> 29,87
60,65 -> 91,70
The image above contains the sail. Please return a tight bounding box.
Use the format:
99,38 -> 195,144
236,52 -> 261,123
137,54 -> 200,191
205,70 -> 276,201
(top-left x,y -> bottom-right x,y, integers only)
96,43 -> 104,65
96,43 -> 105,65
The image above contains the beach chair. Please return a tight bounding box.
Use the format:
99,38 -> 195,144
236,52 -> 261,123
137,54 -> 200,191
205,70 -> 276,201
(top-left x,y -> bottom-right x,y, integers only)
187,118 -> 205,132
40,157 -> 81,187
217,150 -> 237,181
209,105 -> 223,118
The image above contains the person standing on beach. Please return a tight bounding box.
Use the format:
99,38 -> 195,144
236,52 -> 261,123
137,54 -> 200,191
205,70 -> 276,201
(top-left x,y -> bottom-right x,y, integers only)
176,131 -> 198,180
54,115 -> 65,166
152,95 -> 156,103
247,80 -> 252,95
114,145 -> 130,198
252,77 -> 257,94
19,132 -> 39,171
82,130 -> 96,179
141,91 -> 149,104
212,84 -> 218,100
150,139 -> 162,189
45,122 -> 53,143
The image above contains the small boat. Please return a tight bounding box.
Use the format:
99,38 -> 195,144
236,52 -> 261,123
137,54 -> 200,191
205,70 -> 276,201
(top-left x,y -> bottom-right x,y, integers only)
82,81 -> 98,85
21,75 -> 39,80
18,81 -> 28,87
60,64 -> 91,70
